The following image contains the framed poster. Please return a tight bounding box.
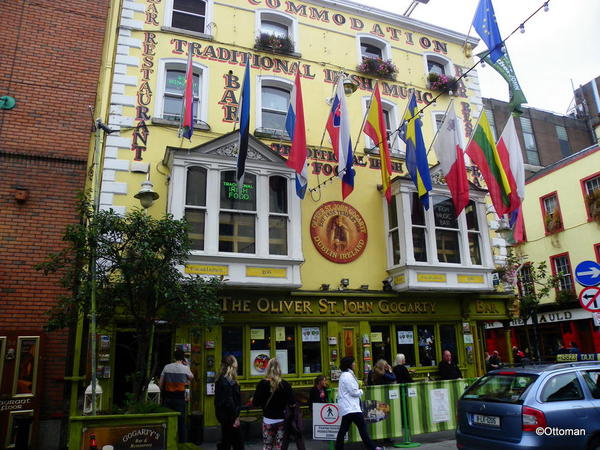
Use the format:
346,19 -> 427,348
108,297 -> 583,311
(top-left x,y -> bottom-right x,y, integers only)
250,350 -> 270,376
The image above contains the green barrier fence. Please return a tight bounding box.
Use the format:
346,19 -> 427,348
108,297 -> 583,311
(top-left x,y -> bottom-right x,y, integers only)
330,378 -> 478,444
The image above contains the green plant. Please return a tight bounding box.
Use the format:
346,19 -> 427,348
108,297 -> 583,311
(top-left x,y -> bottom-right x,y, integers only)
356,57 -> 398,80
427,72 -> 457,93
555,288 -> 577,304
543,212 -> 561,232
254,33 -> 294,53
37,196 -> 223,404
586,189 -> 600,223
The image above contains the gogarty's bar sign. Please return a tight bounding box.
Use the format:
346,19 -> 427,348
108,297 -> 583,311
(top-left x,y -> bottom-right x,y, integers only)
310,202 -> 367,263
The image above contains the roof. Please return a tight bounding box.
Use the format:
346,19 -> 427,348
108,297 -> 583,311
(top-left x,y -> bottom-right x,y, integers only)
525,144 -> 600,184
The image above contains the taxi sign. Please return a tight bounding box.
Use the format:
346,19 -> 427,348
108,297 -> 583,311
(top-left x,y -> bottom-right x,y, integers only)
579,286 -> 600,312
575,260 -> 600,287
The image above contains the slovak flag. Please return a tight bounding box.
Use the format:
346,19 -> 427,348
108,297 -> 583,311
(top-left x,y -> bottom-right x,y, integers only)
285,72 -> 308,199
326,80 -> 354,199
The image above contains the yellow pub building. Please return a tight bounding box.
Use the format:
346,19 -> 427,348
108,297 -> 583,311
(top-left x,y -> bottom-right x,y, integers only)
88,0 -> 515,435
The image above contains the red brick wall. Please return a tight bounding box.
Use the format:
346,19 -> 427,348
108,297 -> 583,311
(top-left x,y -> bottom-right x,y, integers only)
1,0 -> 109,421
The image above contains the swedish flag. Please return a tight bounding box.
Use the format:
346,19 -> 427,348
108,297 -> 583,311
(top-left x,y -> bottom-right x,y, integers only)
400,93 -> 432,210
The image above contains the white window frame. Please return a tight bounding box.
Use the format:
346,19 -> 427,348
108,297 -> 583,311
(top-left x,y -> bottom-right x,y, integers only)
255,9 -> 299,53
356,34 -> 391,64
154,58 -> 209,125
361,96 -> 401,155
423,52 -> 454,78
164,0 -> 214,35
255,75 -> 293,136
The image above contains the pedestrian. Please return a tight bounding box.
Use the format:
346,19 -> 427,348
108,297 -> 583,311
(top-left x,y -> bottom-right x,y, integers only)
569,341 -> 580,355
437,350 -> 462,380
512,346 -> 523,364
214,355 -> 243,450
335,356 -> 383,450
309,375 -> 328,409
252,358 -> 296,450
487,350 -> 502,370
392,353 -> 413,384
159,348 -> 193,443
370,359 -> 396,385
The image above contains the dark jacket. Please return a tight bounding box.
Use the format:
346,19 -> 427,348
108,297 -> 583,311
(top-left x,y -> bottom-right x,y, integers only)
369,369 -> 396,385
214,375 -> 241,424
393,364 -> 413,383
252,379 -> 295,420
309,386 -> 326,409
438,360 -> 462,380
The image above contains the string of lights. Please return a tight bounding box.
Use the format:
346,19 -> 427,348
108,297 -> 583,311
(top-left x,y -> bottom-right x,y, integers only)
307,0 -> 551,196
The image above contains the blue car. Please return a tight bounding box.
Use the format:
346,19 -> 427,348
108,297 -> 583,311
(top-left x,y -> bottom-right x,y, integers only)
456,362 -> 600,449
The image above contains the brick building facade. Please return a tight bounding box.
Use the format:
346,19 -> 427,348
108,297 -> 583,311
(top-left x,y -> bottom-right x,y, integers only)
0,0 -> 109,447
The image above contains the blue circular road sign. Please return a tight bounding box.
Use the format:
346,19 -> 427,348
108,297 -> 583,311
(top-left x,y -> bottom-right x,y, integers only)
575,260 -> 600,287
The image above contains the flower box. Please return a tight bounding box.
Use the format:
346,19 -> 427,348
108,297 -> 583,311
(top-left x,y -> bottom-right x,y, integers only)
544,213 -> 562,233
427,72 -> 458,94
254,33 -> 294,54
356,57 -> 398,80
586,189 -> 600,223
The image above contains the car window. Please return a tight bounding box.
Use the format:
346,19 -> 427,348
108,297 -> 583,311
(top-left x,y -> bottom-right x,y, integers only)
541,373 -> 584,402
462,373 -> 537,404
582,370 -> 600,399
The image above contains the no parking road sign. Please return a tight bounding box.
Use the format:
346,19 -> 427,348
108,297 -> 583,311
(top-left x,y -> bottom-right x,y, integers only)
313,403 -> 340,440
579,286 -> 600,312
575,260 -> 600,287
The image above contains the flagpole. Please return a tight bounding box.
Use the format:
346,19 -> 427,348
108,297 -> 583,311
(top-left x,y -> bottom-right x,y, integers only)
352,82 -> 376,156
233,55 -> 250,133
426,99 -> 454,156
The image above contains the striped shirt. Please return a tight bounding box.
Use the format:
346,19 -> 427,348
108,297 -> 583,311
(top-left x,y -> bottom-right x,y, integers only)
160,362 -> 192,398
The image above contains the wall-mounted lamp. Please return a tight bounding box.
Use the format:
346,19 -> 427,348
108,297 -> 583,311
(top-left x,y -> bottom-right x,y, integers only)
14,186 -> 29,203
320,283 -> 330,291
495,216 -> 512,241
340,278 -> 350,288
382,279 -> 393,291
342,74 -> 358,96
134,173 -> 159,209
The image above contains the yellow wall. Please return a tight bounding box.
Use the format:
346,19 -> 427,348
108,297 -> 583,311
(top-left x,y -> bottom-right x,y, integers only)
519,148 -> 600,303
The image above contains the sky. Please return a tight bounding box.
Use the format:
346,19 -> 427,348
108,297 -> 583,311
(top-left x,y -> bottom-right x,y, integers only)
358,0 -> 600,114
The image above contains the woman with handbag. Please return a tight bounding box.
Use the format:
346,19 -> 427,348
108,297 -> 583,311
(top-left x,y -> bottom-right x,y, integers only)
335,356 -> 384,450
214,355 -> 244,450
252,358 -> 295,450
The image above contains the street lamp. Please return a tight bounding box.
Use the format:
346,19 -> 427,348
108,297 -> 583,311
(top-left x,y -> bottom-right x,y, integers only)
134,172 -> 159,209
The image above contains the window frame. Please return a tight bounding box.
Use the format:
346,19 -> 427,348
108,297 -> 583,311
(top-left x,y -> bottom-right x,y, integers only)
539,191 -> 564,235
155,58 -> 209,126
255,76 -> 293,138
423,52 -> 454,79
164,0 -> 213,36
580,171 -> 600,222
550,252 -> 575,294
555,124 -> 570,157
519,116 -> 540,166
517,263 -> 535,297
255,9 -> 298,53
362,95 -> 402,155
356,33 -> 391,64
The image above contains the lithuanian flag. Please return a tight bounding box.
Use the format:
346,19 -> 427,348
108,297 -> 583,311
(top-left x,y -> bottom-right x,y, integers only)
466,111 -> 512,215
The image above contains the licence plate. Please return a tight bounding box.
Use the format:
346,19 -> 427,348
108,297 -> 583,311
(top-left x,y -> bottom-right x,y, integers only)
473,414 -> 500,427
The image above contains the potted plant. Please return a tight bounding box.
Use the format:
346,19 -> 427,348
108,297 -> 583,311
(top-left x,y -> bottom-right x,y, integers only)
254,33 -> 294,54
543,212 -> 562,233
427,72 -> 458,94
555,288 -> 577,304
586,189 -> 600,223
37,197 -> 223,407
356,57 -> 398,80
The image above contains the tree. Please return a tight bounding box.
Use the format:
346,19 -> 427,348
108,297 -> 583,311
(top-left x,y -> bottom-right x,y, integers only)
502,251 -> 560,361
37,197 -> 222,404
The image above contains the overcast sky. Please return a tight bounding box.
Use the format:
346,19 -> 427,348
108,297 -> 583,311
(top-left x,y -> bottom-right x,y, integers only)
358,0 -> 600,114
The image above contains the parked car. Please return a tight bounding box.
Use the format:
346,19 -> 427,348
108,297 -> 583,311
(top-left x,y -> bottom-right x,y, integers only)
456,362 -> 600,449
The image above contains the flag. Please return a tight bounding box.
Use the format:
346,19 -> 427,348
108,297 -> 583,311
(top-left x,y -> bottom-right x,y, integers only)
285,72 -> 308,199
363,82 -> 392,203
432,106 -> 469,216
508,207 -> 525,244
236,61 -> 250,184
179,48 -> 194,140
400,93 -> 432,209
326,79 -> 354,199
466,110 -> 512,215
496,114 -> 524,213
478,50 -> 527,114
472,0 -> 504,63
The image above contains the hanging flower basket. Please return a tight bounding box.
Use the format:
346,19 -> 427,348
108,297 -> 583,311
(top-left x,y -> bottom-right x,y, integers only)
356,57 -> 397,80
254,33 -> 294,54
586,189 -> 600,223
427,72 -> 458,94
543,213 -> 562,233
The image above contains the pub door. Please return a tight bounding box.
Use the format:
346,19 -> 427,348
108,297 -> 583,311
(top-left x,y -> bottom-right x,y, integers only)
0,333 -> 42,450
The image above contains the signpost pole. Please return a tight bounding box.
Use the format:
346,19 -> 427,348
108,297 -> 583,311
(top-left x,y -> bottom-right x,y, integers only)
393,384 -> 420,448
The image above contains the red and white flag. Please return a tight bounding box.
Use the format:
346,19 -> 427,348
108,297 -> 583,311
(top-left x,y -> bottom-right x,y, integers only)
496,115 -> 524,213
432,107 -> 469,216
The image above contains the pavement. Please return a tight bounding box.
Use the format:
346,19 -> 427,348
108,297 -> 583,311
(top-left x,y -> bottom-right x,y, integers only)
195,430 -> 456,449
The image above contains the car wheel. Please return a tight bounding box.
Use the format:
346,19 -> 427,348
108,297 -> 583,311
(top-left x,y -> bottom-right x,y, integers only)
588,435 -> 600,450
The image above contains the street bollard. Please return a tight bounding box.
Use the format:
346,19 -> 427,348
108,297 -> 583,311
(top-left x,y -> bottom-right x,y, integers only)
393,384 -> 420,448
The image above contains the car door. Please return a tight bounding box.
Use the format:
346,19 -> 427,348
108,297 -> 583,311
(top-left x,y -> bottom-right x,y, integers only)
579,369 -> 600,435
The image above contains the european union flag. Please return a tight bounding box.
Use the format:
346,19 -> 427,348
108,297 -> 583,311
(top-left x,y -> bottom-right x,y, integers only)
400,93 -> 432,210
473,0 -> 504,63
